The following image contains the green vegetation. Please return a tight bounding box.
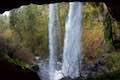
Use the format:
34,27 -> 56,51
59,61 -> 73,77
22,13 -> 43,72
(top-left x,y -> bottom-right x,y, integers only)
9,58 -> 31,69
9,4 -> 49,56
0,2 -> 120,79
106,50 -> 120,71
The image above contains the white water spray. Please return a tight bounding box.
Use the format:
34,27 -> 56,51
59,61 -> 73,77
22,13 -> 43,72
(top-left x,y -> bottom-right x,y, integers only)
62,2 -> 83,79
48,3 -> 60,80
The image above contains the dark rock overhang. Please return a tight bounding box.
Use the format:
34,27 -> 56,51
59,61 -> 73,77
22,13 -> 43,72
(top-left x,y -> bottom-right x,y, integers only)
105,2 -> 120,21
0,0 -> 120,21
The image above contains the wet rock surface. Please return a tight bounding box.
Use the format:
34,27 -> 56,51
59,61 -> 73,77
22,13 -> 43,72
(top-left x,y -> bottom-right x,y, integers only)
60,55 -> 110,80
0,56 -> 40,80
81,55 -> 109,77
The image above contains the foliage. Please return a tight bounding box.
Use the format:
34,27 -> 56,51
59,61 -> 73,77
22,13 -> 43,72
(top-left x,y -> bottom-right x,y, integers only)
83,3 -> 104,30
103,12 -> 114,51
9,4 -> 49,57
82,3 -> 107,62
8,3 -> 68,58
9,58 -> 31,70
82,29 -> 105,63
0,3 -> 120,74
106,51 -> 120,71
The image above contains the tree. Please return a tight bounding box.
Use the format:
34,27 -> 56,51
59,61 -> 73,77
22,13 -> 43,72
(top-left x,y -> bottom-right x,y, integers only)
9,4 -> 49,57
103,4 -> 114,51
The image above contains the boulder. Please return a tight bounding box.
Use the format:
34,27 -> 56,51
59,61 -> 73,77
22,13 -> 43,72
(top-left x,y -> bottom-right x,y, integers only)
0,56 -> 40,80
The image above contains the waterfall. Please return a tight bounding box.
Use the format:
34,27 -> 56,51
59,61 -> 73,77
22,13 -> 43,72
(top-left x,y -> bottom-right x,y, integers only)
62,2 -> 83,79
48,3 -> 60,80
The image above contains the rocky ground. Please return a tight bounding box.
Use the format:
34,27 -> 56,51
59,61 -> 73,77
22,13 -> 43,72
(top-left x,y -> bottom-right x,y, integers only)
80,54 -> 109,77
61,50 -> 120,80
0,56 -> 40,80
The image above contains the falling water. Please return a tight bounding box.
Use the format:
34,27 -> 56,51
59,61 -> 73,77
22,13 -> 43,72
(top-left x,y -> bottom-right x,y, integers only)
48,3 -> 60,80
62,2 -> 83,79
